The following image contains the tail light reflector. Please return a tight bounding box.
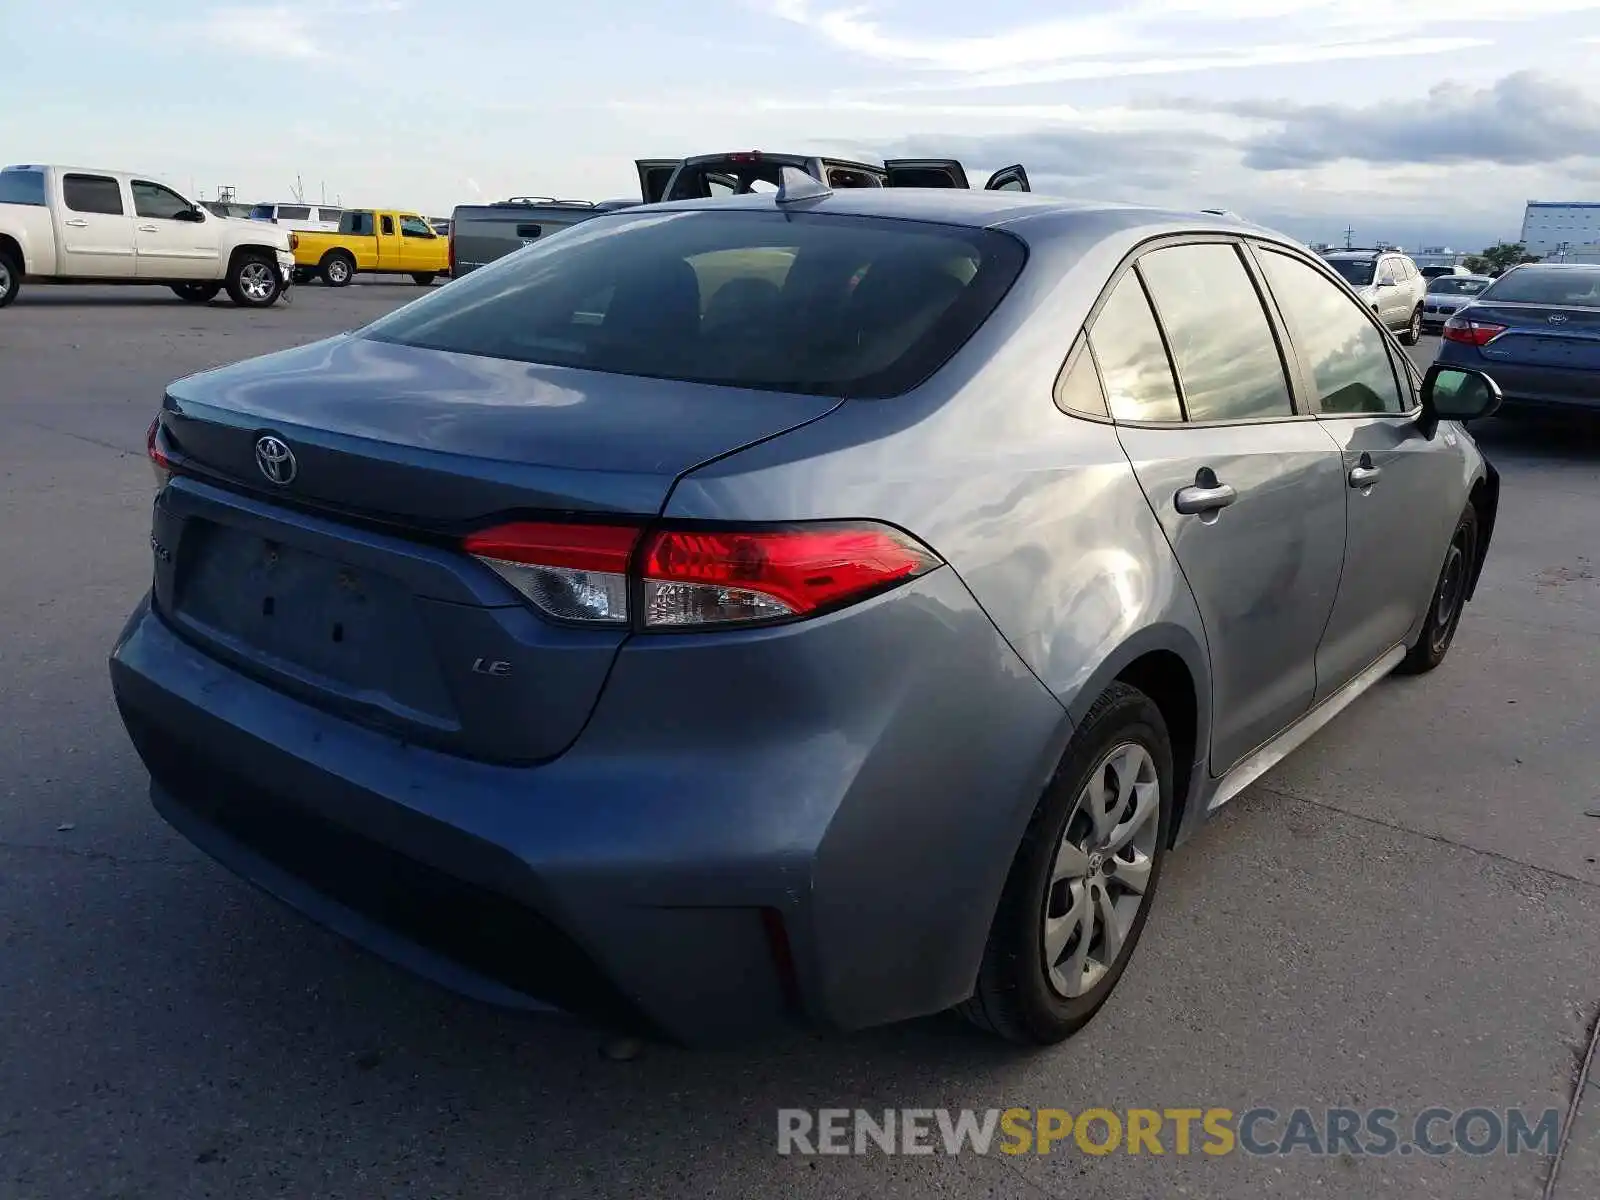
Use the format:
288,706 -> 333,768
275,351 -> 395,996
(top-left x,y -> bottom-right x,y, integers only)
463,522 -> 639,624
461,520 -> 940,629
1441,316 -> 1506,347
146,417 -> 172,488
447,228 -> 456,276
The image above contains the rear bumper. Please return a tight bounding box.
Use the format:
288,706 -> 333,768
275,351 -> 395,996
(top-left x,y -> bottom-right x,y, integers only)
1437,341 -> 1600,412
110,571 -> 1069,1046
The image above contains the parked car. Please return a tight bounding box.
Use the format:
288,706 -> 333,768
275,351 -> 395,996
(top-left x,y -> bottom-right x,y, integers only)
447,197 -> 637,278
248,202 -> 343,232
1420,264 -> 1472,280
1320,249 -> 1428,344
113,186 -> 1501,1049
638,150 -> 1030,204
1437,262 -> 1600,416
0,164 -> 295,308
291,208 -> 451,286
1421,273 -> 1493,332
202,200 -> 255,220
452,152 -> 1033,279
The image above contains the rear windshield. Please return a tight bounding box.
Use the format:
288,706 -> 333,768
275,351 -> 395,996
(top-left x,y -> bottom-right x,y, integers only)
1427,277 -> 1490,296
1326,258 -> 1376,287
1480,268 -> 1600,307
363,209 -> 1027,399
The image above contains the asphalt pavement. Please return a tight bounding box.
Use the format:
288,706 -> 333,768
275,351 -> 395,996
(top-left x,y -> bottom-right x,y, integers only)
2,282 -> 1598,1200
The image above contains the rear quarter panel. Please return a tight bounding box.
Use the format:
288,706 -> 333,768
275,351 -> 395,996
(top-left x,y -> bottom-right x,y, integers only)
664,213 -> 1215,790
0,201 -> 59,274
293,231 -> 376,269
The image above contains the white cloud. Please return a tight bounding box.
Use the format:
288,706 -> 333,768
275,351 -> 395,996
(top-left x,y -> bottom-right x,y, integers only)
199,6 -> 326,59
766,0 -> 1600,88
194,1 -> 406,61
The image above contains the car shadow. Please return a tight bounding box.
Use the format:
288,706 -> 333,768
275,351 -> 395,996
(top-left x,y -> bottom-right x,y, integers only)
1469,412 -> 1600,463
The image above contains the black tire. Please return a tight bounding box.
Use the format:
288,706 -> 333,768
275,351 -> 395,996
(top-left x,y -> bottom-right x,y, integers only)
320,252 -> 355,287
224,253 -> 283,308
1397,504 -> 1479,675
171,282 -> 222,304
959,681 -> 1174,1045
0,251 -> 20,308
1399,305 -> 1424,346
411,272 -> 437,286
292,266 -> 314,286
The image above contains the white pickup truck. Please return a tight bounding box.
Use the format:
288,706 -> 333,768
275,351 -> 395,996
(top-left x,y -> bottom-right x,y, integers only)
0,164 -> 296,309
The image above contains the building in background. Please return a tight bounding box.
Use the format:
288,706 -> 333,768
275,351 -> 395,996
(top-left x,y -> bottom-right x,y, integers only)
1521,202 -> 1600,257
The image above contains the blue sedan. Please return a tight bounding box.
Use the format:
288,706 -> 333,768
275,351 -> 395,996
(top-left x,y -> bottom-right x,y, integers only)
1436,263 -> 1600,415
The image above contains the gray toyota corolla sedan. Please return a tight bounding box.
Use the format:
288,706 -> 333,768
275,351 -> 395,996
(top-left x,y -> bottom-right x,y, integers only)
111,182 -> 1503,1048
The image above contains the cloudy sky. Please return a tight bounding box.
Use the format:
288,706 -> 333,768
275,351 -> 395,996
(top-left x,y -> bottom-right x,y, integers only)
4,0 -> 1599,249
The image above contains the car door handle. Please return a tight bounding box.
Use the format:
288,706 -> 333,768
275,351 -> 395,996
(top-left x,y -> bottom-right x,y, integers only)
1174,483 -> 1238,515
1349,465 -> 1383,488
64,218 -> 89,228
137,224 -> 159,232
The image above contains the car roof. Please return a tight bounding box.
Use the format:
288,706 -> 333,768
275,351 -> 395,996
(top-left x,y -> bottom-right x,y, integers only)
1504,261 -> 1600,271
629,187 -> 1290,244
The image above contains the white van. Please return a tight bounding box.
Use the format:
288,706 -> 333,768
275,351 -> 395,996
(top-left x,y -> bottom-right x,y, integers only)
248,202 -> 342,232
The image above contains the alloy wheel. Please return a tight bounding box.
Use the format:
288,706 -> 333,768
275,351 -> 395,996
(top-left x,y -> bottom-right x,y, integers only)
239,262 -> 276,302
1042,742 -> 1160,998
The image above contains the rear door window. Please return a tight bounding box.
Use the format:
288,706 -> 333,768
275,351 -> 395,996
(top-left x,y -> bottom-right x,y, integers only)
0,169 -> 46,206
363,209 -> 1026,399
1258,249 -> 1406,415
1137,242 -> 1295,421
278,205 -> 311,221
1088,272 -> 1182,423
63,174 -> 124,215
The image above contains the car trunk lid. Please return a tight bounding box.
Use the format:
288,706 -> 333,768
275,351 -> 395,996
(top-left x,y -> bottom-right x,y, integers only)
1472,302 -> 1600,371
153,334 -> 841,762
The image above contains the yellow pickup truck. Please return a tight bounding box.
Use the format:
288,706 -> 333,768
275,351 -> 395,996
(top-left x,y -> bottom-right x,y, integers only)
291,209 -> 450,287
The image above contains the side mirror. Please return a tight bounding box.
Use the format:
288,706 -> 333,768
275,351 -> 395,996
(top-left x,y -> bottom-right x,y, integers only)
1419,364 -> 1501,437
175,207 -> 204,222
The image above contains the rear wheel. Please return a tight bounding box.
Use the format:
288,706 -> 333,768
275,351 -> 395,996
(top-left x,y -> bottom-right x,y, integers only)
0,251 -> 20,308
411,272 -> 437,286
1399,305 -> 1423,346
959,681 -> 1173,1045
1397,504 -> 1479,675
225,254 -> 282,307
321,252 -> 355,287
171,282 -> 222,304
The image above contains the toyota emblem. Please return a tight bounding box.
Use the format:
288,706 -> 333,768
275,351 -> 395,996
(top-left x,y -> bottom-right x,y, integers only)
254,435 -> 297,485
1548,313 -> 1569,325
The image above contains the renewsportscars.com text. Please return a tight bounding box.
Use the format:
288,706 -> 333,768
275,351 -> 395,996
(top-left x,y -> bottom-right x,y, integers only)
776,1106 -> 1563,1158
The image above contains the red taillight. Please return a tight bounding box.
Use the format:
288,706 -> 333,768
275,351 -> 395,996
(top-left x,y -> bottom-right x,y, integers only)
640,524 -> 939,627
288,233 -> 299,251
1441,315 -> 1506,347
448,228 -> 456,276
463,521 -> 639,624
461,520 -> 940,629
146,417 -> 172,488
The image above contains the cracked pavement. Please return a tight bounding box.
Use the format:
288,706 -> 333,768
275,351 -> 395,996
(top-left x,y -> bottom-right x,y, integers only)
2,285 -> 1597,1199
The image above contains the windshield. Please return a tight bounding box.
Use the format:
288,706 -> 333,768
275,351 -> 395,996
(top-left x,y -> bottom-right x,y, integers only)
1427,277 -> 1490,296
363,208 -> 1027,399
1327,259 -> 1376,287
1480,268 -> 1600,307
